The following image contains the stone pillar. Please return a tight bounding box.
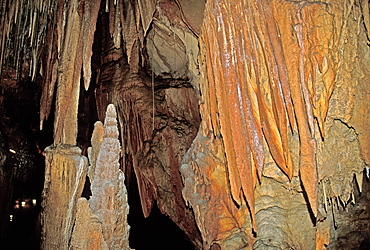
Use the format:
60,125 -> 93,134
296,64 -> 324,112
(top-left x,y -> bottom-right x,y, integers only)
40,145 -> 87,249
70,104 -> 131,249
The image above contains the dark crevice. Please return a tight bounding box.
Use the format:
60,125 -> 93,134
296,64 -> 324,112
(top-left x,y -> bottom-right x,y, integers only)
0,77 -> 51,250
127,171 -> 194,250
77,71 -> 99,155
81,176 -> 92,199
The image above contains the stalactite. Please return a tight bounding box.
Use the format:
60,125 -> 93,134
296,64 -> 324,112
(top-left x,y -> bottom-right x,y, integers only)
52,0 -> 83,145
0,0 -> 100,129
200,0 -> 298,229
0,0 -> 51,80
82,0 -> 102,91
41,0 -> 101,144
2,0 -> 369,248
137,0 -> 156,36
199,0 -> 355,229
120,0 -> 137,66
39,5 -> 59,130
195,3 -> 370,248
290,16 -> 318,217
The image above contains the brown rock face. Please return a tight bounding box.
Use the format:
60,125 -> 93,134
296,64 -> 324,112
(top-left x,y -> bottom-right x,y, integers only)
1,0 -> 369,249
93,1 -> 203,246
99,70 -> 202,246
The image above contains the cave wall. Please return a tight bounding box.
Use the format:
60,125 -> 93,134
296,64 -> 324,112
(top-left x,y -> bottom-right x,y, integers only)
0,0 -> 369,249
187,0 -> 370,248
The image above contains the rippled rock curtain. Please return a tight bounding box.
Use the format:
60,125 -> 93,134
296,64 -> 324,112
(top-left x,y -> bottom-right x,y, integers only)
183,0 -> 370,248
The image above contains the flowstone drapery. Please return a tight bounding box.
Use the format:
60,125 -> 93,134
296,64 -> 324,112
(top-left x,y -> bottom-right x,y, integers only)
183,0 -> 369,248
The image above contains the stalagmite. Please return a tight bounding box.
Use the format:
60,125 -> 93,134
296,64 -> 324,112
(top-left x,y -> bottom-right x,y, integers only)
70,198 -> 109,250
71,104 -> 131,249
40,146 -> 88,249
89,104 -> 130,249
87,121 -> 104,182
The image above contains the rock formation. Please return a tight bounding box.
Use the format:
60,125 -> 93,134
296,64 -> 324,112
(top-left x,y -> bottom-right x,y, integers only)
40,145 -> 88,249
70,104 -> 130,249
0,0 -> 369,249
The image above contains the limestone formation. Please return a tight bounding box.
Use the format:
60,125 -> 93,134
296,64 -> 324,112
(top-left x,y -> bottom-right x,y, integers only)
40,145 -> 88,249
1,0 -> 369,249
194,0 -> 369,248
70,198 -> 108,250
71,104 -> 131,249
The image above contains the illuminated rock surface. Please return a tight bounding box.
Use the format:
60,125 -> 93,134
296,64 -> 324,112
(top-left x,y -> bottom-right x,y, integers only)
0,0 -> 369,249
71,104 -> 130,249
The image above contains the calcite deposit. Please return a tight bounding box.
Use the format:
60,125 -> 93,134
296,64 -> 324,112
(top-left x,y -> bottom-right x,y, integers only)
0,0 -> 369,249
194,0 -> 369,248
41,145 -> 88,249
71,104 -> 130,249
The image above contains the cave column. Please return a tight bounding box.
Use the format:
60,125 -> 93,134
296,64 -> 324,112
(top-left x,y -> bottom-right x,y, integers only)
41,146 -> 87,249
40,0 -> 89,248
